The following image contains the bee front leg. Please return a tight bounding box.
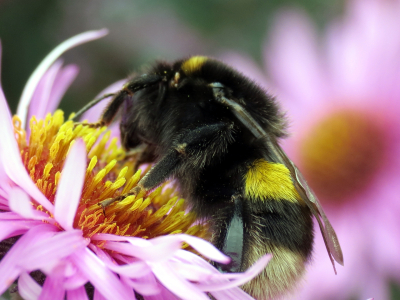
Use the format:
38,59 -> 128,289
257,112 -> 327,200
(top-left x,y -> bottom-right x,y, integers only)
98,149 -> 181,212
99,122 -> 234,212
74,74 -> 164,128
74,89 -> 131,128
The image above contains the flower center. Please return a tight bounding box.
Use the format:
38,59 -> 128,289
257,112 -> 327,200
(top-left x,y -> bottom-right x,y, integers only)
13,111 -> 208,248
299,110 -> 387,204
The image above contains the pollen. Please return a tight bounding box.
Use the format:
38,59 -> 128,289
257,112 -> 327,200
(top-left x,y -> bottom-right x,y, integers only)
13,110 -> 209,249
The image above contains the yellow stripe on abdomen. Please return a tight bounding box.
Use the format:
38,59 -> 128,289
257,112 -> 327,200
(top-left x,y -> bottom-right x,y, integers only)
244,159 -> 301,203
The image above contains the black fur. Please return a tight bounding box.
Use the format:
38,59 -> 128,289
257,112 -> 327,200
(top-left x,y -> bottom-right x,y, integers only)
92,57 -> 314,298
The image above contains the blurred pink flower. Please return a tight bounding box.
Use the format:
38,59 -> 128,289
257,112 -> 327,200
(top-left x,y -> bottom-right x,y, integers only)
0,31 -> 270,299
223,0 -> 400,299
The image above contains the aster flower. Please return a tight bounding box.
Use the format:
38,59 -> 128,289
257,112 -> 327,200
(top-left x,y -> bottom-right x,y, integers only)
0,31 -> 271,299
224,0 -> 400,299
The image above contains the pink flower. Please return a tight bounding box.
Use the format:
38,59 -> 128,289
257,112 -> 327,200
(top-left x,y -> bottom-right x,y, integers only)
0,31 -> 270,299
223,0 -> 400,299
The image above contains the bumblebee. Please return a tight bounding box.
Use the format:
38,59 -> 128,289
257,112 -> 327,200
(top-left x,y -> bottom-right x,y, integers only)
74,56 -> 343,299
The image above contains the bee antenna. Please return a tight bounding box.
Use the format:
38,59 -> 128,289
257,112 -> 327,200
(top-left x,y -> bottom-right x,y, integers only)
72,93 -> 115,121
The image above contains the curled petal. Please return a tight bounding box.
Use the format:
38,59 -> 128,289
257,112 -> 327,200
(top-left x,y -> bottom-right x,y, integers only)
195,255 -> 272,291
18,272 -> 42,300
27,62 -> 80,123
17,29 -> 108,128
28,60 -> 63,122
167,235 -> 230,264
46,64 -> 80,116
151,262 -> 209,300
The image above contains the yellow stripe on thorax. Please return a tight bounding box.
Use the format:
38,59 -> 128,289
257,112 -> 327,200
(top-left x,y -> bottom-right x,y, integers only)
181,56 -> 208,75
244,159 -> 301,203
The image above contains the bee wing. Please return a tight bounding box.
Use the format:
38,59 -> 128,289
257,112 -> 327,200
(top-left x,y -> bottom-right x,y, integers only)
213,94 -> 344,273
266,137 -> 344,273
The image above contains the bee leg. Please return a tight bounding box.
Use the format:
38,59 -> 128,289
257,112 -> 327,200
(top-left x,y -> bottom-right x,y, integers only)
98,185 -> 144,214
98,149 -> 181,213
72,93 -> 115,121
74,74 -> 164,127
74,89 -> 131,129
136,122 -> 235,190
99,122 -> 234,212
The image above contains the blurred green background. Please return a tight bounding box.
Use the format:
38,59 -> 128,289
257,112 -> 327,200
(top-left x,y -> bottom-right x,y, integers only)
1,0 -> 399,300
0,0 -> 343,116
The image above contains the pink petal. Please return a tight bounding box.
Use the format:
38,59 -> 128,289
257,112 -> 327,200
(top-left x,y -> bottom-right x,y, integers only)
28,60 -> 63,121
121,275 -> 160,296
63,268 -> 88,290
171,235 -> 229,264
8,187 -> 35,218
0,224 -> 57,294
144,283 -> 180,300
17,29 -> 109,128
54,139 -> 86,230
18,230 -> 86,272
102,239 -> 181,263
93,246 -> 152,278
0,212 -> 35,220
173,249 -> 216,271
93,247 -> 158,294
8,187 -> 50,221
195,255 -> 272,291
27,62 -> 80,124
167,261 -> 214,281
67,286 -> 89,300
99,234 -> 230,264
92,234 -> 151,246
93,289 -> 107,300
120,277 -> 136,300
0,219 -> 40,240
99,258 -> 150,278
18,272 -> 42,300
47,64 -> 80,114
0,88 -> 54,213
39,269 -> 65,300
151,262 -> 209,300
210,287 -> 255,300
70,248 -> 134,300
